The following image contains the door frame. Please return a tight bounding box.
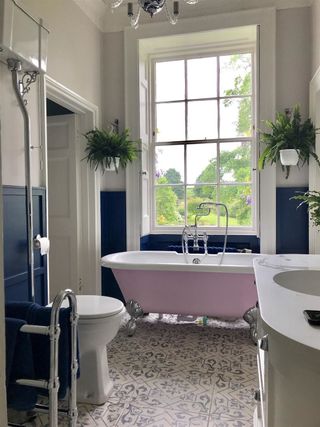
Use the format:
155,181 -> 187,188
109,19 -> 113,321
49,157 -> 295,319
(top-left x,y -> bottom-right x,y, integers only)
41,75 -> 101,298
309,65 -> 320,254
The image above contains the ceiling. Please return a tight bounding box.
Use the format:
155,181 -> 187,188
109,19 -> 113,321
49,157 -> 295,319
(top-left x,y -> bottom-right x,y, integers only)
73,0 -> 313,32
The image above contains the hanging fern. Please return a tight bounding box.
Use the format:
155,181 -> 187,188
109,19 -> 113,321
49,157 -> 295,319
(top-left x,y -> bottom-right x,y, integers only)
291,190 -> 320,228
83,128 -> 139,173
259,105 -> 320,179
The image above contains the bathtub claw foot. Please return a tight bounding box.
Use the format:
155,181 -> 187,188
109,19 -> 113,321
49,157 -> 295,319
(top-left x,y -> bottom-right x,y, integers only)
127,318 -> 137,337
243,305 -> 258,344
126,300 -> 144,337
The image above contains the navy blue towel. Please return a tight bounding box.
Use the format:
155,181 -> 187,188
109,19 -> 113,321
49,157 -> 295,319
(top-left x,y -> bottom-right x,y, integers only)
5,301 -> 35,321
5,302 -> 77,399
5,317 -> 37,411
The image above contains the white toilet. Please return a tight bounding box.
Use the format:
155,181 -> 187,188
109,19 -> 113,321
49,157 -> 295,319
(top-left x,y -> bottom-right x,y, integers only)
75,295 -> 125,404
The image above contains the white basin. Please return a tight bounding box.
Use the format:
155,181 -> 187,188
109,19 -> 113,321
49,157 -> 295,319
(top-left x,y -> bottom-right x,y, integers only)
273,270 -> 320,296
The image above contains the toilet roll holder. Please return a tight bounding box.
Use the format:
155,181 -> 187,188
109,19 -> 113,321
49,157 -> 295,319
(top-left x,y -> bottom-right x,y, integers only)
33,234 -> 50,255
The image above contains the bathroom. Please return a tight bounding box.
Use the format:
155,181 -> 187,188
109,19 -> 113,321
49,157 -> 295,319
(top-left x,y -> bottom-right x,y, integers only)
1,0 -> 320,425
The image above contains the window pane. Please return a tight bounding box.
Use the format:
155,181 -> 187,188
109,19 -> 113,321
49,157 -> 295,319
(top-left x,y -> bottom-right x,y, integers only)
220,53 -> 252,96
156,60 -> 185,102
220,97 -> 252,138
219,185 -> 252,227
155,145 -> 184,184
187,143 -> 217,184
188,100 -> 218,140
155,186 -> 185,226
220,142 -> 251,183
187,57 -> 217,99
156,102 -> 185,142
187,186 -> 217,226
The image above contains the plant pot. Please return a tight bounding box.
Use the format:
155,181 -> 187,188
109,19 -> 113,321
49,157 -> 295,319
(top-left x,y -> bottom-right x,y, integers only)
280,149 -> 299,166
106,157 -> 120,172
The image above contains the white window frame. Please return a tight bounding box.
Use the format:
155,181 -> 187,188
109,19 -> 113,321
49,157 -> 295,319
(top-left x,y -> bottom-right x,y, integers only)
124,9 -> 276,253
149,47 -> 258,235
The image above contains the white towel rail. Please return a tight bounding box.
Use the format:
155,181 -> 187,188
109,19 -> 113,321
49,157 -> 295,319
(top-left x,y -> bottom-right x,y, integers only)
8,289 -> 79,427
20,324 -> 50,335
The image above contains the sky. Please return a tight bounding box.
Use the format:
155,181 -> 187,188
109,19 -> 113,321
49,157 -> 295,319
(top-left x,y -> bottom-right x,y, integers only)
154,54 -> 252,184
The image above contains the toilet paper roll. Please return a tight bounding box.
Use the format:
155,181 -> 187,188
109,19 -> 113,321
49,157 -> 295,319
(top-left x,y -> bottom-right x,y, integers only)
34,234 -> 50,255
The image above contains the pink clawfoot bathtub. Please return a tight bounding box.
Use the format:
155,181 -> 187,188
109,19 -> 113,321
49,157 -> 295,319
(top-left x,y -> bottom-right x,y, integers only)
102,251 -> 260,334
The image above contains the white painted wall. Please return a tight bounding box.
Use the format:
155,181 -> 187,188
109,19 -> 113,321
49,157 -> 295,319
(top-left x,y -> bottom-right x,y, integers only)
1,0 -> 103,186
100,31 -> 126,191
19,0 -> 103,109
312,0 -> 320,76
0,62 -> 42,186
276,7 -> 311,187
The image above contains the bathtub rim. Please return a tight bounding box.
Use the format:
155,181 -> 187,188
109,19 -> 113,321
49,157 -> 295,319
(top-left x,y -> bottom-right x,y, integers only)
101,251 -> 260,274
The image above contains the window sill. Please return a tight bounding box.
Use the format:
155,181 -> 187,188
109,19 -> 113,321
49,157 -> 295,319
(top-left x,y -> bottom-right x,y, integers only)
149,227 -> 258,236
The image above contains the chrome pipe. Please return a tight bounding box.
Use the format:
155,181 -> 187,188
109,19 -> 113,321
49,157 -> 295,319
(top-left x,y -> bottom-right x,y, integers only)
48,303 -> 60,427
198,202 -> 229,265
182,225 -> 191,255
7,59 -> 36,301
50,289 -> 78,427
68,292 -> 79,426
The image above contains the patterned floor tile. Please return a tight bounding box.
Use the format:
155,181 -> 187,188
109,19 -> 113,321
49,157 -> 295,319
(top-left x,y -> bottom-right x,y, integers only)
209,374 -> 257,426
208,418 -> 252,427
115,402 -> 210,427
21,314 -> 256,427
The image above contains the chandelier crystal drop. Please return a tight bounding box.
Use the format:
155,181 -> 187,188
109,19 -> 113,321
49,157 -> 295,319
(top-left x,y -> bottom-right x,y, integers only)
110,0 -> 199,28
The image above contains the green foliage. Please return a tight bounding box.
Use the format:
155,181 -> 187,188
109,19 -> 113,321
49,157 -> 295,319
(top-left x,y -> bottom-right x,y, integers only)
164,168 -> 183,198
194,144 -> 251,198
291,191 -> 320,229
155,53 -> 253,227
220,186 -> 251,225
184,144 -> 252,226
186,193 -> 214,224
156,177 -> 182,225
220,143 -> 251,182
194,163 -> 216,198
259,105 -> 320,179
83,128 -> 139,173
223,54 -> 252,136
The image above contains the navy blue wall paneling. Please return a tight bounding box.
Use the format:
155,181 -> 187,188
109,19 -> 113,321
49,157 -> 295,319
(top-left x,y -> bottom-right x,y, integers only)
101,191 -> 126,302
3,186 -> 47,304
276,187 -> 308,254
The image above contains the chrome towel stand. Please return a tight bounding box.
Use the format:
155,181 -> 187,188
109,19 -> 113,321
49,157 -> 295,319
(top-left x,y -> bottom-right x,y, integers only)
8,289 -> 79,427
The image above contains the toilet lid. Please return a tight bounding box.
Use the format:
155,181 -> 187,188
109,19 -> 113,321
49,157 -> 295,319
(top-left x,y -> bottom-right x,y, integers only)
76,295 -> 124,319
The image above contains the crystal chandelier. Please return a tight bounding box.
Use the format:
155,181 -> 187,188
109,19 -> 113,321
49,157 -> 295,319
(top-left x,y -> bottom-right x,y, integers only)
110,0 -> 199,29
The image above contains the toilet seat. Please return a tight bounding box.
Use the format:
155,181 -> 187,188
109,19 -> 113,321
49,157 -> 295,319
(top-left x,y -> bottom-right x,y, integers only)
76,295 -> 124,320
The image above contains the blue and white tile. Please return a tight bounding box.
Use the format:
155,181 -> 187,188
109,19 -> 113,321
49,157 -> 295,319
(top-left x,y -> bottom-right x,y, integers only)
22,314 -> 257,427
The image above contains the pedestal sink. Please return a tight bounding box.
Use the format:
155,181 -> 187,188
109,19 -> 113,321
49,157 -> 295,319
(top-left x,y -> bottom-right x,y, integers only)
273,270 -> 320,296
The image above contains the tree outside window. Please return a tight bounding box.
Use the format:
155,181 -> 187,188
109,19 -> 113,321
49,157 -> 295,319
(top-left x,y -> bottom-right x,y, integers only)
153,52 -> 254,228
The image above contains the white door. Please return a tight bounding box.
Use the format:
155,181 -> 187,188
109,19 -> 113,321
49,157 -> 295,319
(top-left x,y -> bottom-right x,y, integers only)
47,114 -> 80,300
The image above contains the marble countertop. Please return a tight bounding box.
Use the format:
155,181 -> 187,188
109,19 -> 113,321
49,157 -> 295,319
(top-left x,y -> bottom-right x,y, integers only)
254,254 -> 320,351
